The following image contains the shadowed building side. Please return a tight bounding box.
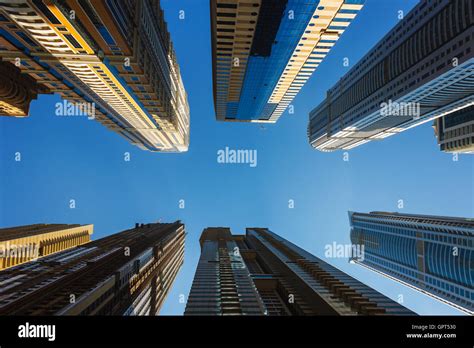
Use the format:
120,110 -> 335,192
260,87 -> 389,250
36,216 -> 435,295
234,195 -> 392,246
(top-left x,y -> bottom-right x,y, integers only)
0,221 -> 185,315
433,104 -> 474,154
0,61 -> 48,117
185,228 -> 267,315
185,227 -> 414,315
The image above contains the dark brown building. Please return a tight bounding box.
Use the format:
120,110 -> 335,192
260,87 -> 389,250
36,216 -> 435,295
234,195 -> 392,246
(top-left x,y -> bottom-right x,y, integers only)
0,61 -> 46,117
0,221 -> 185,315
185,227 -> 414,316
433,104 -> 474,154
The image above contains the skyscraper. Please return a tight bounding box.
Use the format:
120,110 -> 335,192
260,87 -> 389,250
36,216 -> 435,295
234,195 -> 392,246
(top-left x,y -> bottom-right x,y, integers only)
0,221 -> 185,315
309,0 -> 474,152
0,0 -> 190,152
0,60 -> 47,117
349,211 -> 474,315
185,227 -> 413,315
433,104 -> 474,154
210,0 -> 364,122
0,223 -> 93,270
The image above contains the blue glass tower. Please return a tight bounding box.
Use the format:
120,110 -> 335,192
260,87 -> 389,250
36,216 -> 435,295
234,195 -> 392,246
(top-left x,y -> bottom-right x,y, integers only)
210,0 -> 364,122
349,211 -> 474,315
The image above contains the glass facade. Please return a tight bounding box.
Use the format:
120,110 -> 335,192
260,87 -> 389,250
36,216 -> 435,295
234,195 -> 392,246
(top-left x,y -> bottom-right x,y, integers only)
309,0 -> 474,152
349,211 -> 474,315
211,0 -> 364,122
236,1 -> 318,120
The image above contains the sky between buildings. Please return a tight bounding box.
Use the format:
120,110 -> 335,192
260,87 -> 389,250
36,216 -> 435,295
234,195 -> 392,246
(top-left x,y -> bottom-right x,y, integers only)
0,0 -> 472,315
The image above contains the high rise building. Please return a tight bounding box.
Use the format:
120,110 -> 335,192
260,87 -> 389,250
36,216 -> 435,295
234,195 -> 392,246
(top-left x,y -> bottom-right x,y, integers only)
0,0 -> 190,152
0,221 -> 185,315
210,0 -> 364,122
309,0 -> 474,152
185,227 -> 413,315
0,223 -> 93,270
349,211 -> 474,315
433,104 -> 474,154
0,60 -> 47,117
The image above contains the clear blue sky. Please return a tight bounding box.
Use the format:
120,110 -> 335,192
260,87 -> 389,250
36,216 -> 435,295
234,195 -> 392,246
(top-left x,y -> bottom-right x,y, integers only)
0,0 -> 472,315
